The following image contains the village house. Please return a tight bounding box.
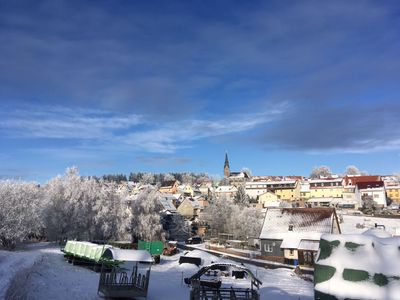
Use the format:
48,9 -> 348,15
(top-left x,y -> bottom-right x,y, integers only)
383,176 -> 400,204
257,191 -> 280,208
178,184 -> 194,197
246,180 -> 301,206
228,171 -> 251,186
356,180 -> 387,208
245,181 -> 269,199
259,208 -> 341,266
197,183 -> 213,198
386,185 -> 400,205
306,197 -> 338,208
177,197 -> 207,219
309,178 -> 344,199
300,181 -> 311,203
159,180 -> 179,194
214,185 -> 238,201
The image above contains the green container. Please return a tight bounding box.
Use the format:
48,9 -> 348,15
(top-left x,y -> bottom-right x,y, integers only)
138,240 -> 164,255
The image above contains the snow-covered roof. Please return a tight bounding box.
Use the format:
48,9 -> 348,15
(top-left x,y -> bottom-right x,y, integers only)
159,198 -> 177,212
259,208 -> 338,240
161,193 -> 181,200
315,233 -> 400,299
280,233 -> 324,249
309,178 -> 343,183
184,198 -> 201,208
298,239 -> 319,251
102,249 -> 153,263
215,185 -> 238,193
247,180 -> 297,186
307,197 -> 341,202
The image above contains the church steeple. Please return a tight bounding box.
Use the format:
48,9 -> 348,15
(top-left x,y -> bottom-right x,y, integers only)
224,152 -> 230,177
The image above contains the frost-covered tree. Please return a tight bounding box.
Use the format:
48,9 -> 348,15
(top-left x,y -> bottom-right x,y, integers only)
91,180 -> 130,241
228,206 -> 263,239
43,175 -> 73,241
234,185 -> 249,207
310,165 -> 332,179
0,181 -> 44,249
43,167 -> 92,241
199,195 -> 233,236
140,173 -> 155,185
182,172 -> 194,185
163,173 -> 175,182
345,165 -> 361,175
130,188 -> 165,241
200,195 -> 264,239
44,167 -> 128,242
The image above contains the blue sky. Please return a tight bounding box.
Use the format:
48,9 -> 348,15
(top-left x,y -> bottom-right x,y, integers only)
1,0 -> 400,182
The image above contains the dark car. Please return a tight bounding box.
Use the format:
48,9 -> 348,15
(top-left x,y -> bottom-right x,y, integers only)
185,236 -> 202,244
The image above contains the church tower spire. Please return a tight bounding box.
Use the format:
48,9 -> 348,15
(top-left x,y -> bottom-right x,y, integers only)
224,152 -> 230,177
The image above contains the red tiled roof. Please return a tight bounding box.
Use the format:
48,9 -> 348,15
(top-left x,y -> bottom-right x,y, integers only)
344,175 -> 381,185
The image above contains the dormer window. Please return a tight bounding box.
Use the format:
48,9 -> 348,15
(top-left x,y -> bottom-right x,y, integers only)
288,224 -> 294,231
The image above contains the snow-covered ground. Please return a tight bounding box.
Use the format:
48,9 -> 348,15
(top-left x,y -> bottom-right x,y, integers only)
340,214 -> 400,235
1,215 -> 398,300
0,245 -> 313,300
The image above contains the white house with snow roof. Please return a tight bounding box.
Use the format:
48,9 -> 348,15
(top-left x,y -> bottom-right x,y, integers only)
259,208 -> 341,266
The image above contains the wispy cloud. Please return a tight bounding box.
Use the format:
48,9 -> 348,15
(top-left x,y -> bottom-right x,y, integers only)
0,105 -> 142,139
123,107 -> 285,153
0,104 -> 284,154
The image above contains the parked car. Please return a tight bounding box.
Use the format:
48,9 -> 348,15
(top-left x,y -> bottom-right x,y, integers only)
185,236 -> 202,244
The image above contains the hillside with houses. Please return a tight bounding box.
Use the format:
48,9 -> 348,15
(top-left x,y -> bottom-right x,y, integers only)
1,156 -> 400,299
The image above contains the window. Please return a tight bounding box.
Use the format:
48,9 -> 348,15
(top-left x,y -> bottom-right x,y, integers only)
264,244 -> 273,252
288,224 -> 294,231
374,194 -> 379,198
289,249 -> 294,255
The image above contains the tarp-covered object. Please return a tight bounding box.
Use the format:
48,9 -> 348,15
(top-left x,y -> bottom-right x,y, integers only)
63,241 -> 112,262
314,230 -> 400,300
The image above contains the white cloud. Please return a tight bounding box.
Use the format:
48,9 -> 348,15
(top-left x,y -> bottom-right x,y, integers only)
0,106 -> 142,139
0,104 -> 284,155
123,108 -> 284,153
